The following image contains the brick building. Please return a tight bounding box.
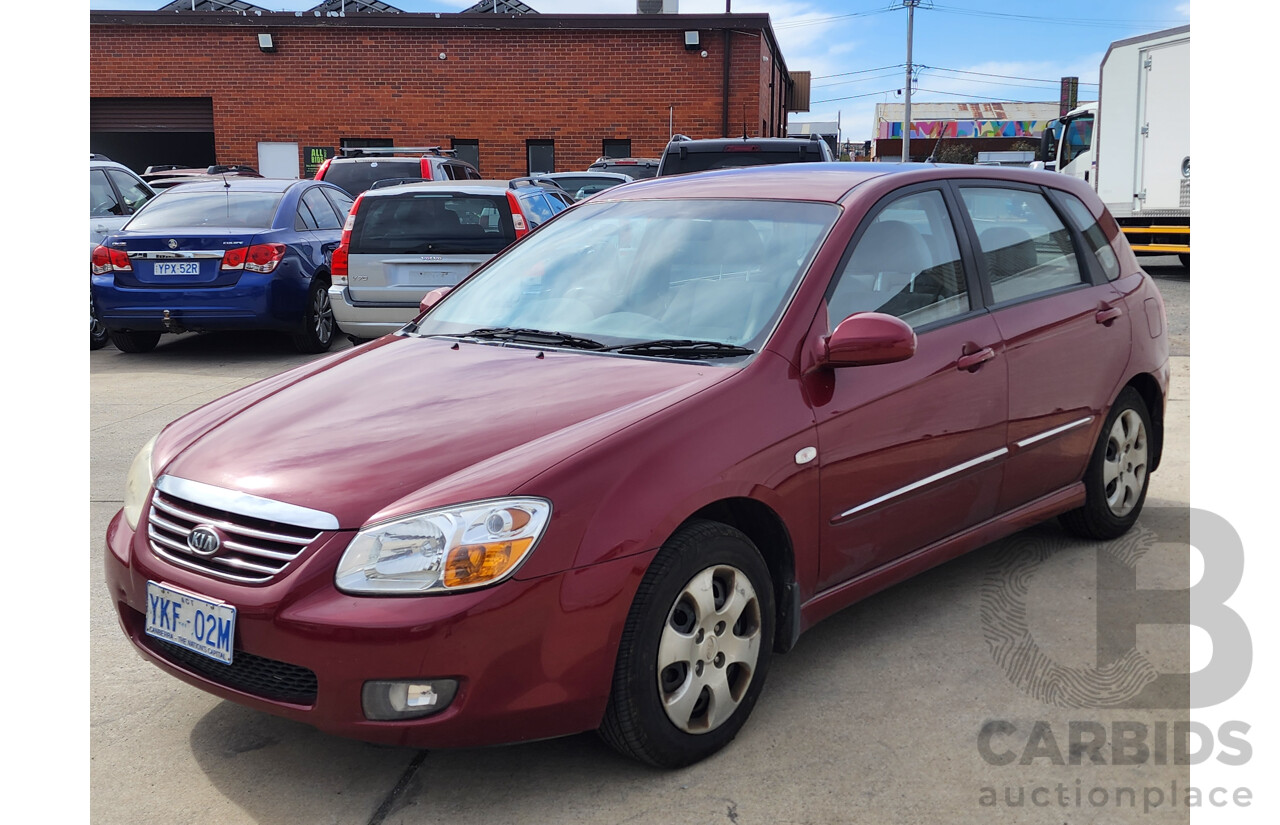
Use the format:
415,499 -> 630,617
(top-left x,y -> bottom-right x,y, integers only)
88,5 -> 805,179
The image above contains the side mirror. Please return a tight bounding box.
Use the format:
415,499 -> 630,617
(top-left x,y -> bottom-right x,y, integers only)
823,312 -> 916,367
419,287 -> 452,314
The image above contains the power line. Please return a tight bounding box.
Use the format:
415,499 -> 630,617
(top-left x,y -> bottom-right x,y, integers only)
923,65 -> 1099,86
772,6 -> 897,29
811,88 -> 910,104
930,3 -> 1187,31
814,71 -> 911,90
812,64 -> 905,81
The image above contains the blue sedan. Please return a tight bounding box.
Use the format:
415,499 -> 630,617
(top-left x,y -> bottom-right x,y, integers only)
91,178 -> 355,353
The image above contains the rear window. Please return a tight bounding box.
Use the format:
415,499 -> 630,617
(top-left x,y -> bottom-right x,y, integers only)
660,147 -> 824,176
125,190 -> 283,230
350,192 -> 516,254
321,159 -> 423,196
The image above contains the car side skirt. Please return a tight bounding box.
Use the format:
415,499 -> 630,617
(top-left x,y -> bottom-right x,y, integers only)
799,483 -> 1086,633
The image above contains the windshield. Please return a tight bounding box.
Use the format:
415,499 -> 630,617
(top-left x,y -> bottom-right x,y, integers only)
323,159 -> 422,196
124,190 -> 284,230
413,198 -> 839,355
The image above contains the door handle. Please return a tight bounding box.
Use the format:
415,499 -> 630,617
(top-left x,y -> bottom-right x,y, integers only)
1095,306 -> 1123,325
957,346 -> 995,371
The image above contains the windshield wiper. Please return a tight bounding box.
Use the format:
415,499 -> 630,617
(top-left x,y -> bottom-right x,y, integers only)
449,327 -> 607,351
602,339 -> 755,359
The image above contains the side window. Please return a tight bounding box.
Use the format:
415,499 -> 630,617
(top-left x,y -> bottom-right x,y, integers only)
90,169 -> 123,217
826,189 -> 969,331
958,187 -> 1086,303
519,191 -> 554,226
1055,191 -> 1121,281
323,187 -> 355,219
1061,115 -> 1094,166
302,187 -> 342,230
295,201 -> 318,231
105,170 -> 153,214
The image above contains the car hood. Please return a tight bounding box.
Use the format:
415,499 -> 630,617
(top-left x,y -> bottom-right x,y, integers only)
159,336 -> 733,529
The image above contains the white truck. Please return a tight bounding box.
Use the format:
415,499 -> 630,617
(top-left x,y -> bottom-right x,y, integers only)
1037,25 -> 1190,266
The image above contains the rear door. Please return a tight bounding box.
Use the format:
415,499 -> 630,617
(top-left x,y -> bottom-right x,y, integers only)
950,181 -> 1130,514
346,190 -> 517,306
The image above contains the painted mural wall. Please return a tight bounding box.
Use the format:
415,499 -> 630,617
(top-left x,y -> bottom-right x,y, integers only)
877,120 -> 1052,139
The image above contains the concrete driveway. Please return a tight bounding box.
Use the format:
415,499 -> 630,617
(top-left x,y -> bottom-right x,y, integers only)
90,259 -> 1192,824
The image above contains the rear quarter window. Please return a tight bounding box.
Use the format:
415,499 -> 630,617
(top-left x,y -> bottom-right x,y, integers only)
350,192 -> 515,254
1054,191 -> 1121,281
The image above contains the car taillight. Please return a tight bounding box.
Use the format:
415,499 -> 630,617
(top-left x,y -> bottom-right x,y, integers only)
314,158 -> 333,180
221,243 -> 286,273
331,194 -> 363,285
419,159 -> 434,180
91,244 -> 132,274
506,191 -> 529,239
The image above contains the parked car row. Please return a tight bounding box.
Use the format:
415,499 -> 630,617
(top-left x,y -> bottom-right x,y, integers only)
102,159 -> 1168,770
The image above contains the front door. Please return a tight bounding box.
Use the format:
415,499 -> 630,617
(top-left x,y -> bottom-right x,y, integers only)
813,186 -> 1008,591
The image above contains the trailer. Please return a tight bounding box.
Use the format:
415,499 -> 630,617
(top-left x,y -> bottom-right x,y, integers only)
1038,26 -> 1190,265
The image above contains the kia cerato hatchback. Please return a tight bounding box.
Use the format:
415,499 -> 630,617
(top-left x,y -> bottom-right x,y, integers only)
91,178 -> 354,353
104,163 -> 1168,768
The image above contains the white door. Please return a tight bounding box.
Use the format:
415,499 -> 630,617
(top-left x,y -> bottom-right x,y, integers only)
257,142 -> 300,179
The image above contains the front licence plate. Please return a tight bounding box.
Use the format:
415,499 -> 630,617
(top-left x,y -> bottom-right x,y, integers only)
145,581 -> 236,664
154,261 -> 199,276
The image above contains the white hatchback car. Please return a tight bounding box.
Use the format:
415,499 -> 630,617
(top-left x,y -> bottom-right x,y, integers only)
90,156 -> 155,348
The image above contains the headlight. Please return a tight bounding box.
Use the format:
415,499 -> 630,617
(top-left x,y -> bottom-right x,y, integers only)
335,498 -> 551,595
122,434 -> 158,530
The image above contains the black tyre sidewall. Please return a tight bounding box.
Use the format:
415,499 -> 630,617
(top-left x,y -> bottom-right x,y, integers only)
90,295 -> 109,350
108,330 -> 161,353
604,520 -> 775,768
1065,387 -> 1153,539
292,280 -> 334,353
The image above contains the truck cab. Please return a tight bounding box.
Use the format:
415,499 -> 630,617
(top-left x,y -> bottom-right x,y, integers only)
1038,104 -> 1097,182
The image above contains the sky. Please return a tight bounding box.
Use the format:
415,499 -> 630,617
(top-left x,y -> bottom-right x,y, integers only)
85,0 -> 1193,143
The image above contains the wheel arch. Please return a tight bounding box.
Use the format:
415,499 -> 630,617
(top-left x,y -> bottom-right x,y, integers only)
1123,372 -> 1165,473
683,497 -> 800,654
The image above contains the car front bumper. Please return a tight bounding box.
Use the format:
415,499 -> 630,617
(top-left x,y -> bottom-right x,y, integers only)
103,506 -> 652,748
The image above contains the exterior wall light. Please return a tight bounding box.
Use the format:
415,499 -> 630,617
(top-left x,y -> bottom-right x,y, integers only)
684,31 -> 700,50
258,33 -> 276,52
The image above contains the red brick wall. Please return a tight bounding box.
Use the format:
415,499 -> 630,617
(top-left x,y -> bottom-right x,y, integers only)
90,22 -> 779,178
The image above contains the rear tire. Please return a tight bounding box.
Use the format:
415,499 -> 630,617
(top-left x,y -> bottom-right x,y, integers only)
90,295 -> 109,350
108,330 -> 161,353
599,520 -> 774,768
1178,253 -> 1189,269
1060,387 -> 1152,540
291,280 -> 335,354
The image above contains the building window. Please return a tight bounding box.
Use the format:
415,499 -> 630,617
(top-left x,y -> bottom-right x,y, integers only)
451,139 -> 479,173
339,137 -> 394,150
602,139 -> 631,159
527,140 -> 555,174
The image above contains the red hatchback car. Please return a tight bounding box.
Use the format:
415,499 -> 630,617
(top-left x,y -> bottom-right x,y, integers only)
104,163 -> 1168,768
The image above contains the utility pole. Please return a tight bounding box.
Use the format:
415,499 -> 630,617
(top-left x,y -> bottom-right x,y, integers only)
902,0 -> 921,163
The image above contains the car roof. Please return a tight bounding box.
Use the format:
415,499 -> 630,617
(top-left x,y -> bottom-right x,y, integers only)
665,136 -> 828,150
154,178 -> 318,194
584,162 -> 1090,205
357,179 -> 539,197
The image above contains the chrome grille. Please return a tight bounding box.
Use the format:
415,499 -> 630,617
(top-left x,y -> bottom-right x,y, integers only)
147,480 -> 328,584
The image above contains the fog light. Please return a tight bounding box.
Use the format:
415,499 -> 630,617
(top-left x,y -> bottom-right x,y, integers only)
362,679 -> 458,721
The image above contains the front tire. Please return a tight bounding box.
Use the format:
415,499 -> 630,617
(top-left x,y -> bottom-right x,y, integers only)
108,330 -> 161,353
1061,387 -> 1152,540
600,520 -> 774,768
291,280 -> 335,354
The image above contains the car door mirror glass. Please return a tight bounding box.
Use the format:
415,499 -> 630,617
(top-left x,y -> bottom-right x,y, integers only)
824,311 -> 917,367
